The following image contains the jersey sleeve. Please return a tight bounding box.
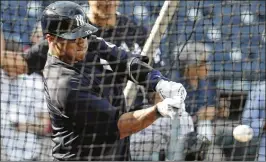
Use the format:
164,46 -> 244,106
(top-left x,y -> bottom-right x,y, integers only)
23,39 -> 49,74
88,36 -> 167,91
88,36 -> 131,66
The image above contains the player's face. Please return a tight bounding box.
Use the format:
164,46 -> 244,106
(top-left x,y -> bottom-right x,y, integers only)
88,0 -> 119,19
53,36 -> 88,64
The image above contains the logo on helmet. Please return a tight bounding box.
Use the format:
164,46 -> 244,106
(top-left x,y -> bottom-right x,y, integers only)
85,30 -> 92,34
75,15 -> 85,26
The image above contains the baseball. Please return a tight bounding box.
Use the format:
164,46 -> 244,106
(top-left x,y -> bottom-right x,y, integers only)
233,125 -> 253,142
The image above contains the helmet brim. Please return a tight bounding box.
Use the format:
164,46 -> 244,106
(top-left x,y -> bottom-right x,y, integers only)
58,23 -> 98,40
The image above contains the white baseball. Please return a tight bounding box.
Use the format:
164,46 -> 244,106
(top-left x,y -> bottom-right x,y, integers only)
233,125 -> 254,142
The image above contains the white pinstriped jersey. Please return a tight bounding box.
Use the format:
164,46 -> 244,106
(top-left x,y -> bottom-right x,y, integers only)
1,71 -> 48,161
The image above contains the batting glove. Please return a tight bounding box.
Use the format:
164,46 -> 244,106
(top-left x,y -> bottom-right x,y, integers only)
155,80 -> 187,101
156,97 -> 185,119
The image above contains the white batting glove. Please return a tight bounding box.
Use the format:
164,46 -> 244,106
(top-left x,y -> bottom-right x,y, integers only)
156,97 -> 185,119
155,80 -> 187,101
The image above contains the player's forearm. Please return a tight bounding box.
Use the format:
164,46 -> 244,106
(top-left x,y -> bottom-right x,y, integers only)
118,105 -> 159,139
94,37 -> 167,90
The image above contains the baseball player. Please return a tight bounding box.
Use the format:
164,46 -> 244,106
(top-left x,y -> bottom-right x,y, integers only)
41,1 -> 186,161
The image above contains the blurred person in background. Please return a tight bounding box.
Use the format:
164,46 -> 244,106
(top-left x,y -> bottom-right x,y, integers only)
0,22 -> 27,77
174,42 -> 229,161
1,24 -> 51,161
130,91 -> 194,161
175,42 -> 216,130
30,21 -> 43,45
1,72 -> 51,161
0,49 -> 26,77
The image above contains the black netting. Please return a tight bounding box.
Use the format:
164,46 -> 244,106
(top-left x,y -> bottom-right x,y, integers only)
1,0 -> 265,161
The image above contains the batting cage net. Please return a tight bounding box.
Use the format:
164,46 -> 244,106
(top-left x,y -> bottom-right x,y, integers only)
1,0 -> 265,161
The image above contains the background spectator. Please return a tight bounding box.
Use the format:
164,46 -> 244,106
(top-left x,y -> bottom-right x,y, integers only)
1,71 -> 50,161
30,21 -> 43,45
174,42 -> 215,124
1,22 -> 52,161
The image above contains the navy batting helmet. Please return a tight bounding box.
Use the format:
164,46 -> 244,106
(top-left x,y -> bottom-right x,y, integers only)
41,1 -> 98,40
